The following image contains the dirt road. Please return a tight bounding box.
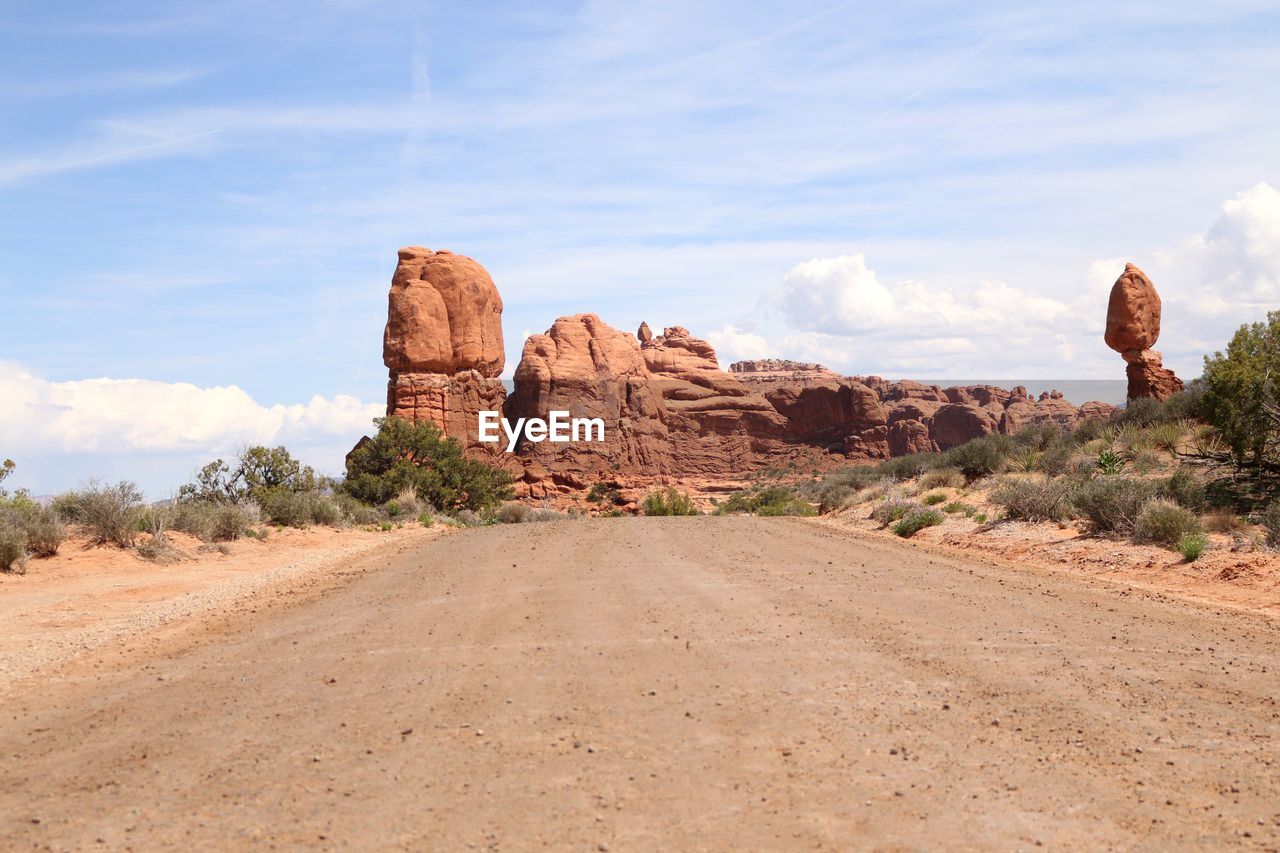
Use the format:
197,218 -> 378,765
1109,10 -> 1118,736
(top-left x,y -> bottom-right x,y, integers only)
2,518 -> 1277,850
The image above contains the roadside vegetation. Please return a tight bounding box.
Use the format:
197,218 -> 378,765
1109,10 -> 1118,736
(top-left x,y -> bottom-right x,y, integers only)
0,417 -> 522,573
804,309 -> 1280,563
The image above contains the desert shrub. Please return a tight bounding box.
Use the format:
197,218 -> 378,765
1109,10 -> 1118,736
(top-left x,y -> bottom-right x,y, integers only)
586,482 -> 622,505
180,447 -> 319,506
871,498 -> 919,525
1172,532 -> 1203,558
495,502 -> 534,524
1147,421 -> 1185,453
1203,507 -> 1246,533
0,526 -> 27,572
991,475 -> 1075,523
1007,448 -> 1041,473
384,488 -> 422,520
454,508 -> 482,527
942,501 -> 978,516
209,505 -> 252,541
1177,533 -> 1208,562
258,488 -> 343,528
1161,470 -> 1205,512
721,486 -> 814,517
944,435 -> 1012,480
24,510 -> 66,558
344,417 -> 513,512
418,511 -> 434,527
55,481 -> 146,548
973,512 -> 989,524
1034,440 -> 1078,477
1096,448 -> 1126,476
1013,423 -> 1061,450
921,491 -> 947,506
1134,499 -> 1204,548
136,536 -> 183,564
1113,396 -> 1167,428
642,488 -> 699,517
814,467 -> 883,513
918,467 -> 965,490
893,509 -> 944,538
1260,501 -> 1280,548
1071,477 -> 1160,536
878,453 -> 943,482
0,458 -> 13,497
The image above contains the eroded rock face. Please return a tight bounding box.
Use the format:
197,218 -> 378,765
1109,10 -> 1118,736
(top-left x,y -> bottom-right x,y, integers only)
369,246 -> 1124,499
383,247 -> 506,442
504,314 -> 669,485
1104,262 -> 1183,402
384,247 -> 504,376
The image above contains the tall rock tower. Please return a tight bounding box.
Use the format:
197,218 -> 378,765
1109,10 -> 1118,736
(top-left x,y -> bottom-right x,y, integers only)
1104,263 -> 1183,402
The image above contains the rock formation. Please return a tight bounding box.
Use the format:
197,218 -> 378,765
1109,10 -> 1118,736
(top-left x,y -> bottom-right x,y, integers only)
1104,263 -> 1183,402
505,314 -> 669,490
383,247 -> 506,443
371,246 -> 1119,499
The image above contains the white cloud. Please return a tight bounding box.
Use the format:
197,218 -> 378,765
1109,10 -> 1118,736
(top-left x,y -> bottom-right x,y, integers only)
704,324 -> 772,365
0,361 -> 381,457
776,253 -> 1077,340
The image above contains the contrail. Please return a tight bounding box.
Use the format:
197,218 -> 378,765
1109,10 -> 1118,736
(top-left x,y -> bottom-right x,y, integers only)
831,38 -> 993,153
653,0 -> 861,73
54,129 -> 223,172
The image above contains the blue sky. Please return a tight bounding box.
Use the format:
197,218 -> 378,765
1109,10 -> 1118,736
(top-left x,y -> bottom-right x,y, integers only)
2,0 -> 1279,494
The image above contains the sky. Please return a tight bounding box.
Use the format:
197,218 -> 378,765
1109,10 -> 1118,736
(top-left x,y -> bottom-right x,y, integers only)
2,0 -> 1279,495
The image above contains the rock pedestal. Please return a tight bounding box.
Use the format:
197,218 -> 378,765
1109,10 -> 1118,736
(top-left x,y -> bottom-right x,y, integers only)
1104,263 -> 1183,402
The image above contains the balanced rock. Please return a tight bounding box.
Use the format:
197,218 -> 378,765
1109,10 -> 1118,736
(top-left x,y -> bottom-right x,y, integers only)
1103,262 -> 1183,402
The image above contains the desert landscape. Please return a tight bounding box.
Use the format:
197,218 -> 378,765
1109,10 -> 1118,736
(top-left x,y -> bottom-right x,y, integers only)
5,2 -> 1280,849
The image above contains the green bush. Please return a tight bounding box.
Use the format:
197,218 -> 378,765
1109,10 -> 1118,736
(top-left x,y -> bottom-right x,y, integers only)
1177,533 -> 1208,562
921,491 -> 947,506
878,453 -> 944,482
918,467 -> 965,490
642,488 -> 699,516
0,525 -> 26,572
1161,470 -> 1205,512
1096,449 -> 1125,476
417,511 -> 434,527
257,488 -> 343,528
893,509 -> 944,538
719,485 -> 814,517
991,476 -> 1075,523
344,417 -> 513,512
942,501 -> 977,516
1013,423 -> 1061,450
1134,499 -> 1204,548
1072,477 -> 1159,536
1034,440 -> 1078,477
586,482 -> 622,505
944,435 -> 1012,480
55,481 -> 146,548
871,498 -> 919,525
1200,311 -> 1280,465
1261,501 -> 1280,548
24,511 -> 66,557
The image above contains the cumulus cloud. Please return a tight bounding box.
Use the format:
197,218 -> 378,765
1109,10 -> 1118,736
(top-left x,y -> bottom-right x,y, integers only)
704,324 -> 772,364
775,253 -> 1080,343
0,361 -> 381,456
1192,182 -> 1280,306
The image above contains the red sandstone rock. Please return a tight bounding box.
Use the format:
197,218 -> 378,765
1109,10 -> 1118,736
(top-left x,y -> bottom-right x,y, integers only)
505,314 -> 670,480
384,247 -> 504,376
382,248 -> 507,444
1104,263 -> 1183,401
1105,263 -> 1161,354
888,419 -> 934,456
929,404 -> 1000,450
637,321 -> 653,344
1123,349 -> 1184,402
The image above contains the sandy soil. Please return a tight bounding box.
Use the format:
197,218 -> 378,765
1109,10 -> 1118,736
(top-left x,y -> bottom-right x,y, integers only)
818,493 -> 1280,619
1,516 -> 1277,849
0,525 -> 445,696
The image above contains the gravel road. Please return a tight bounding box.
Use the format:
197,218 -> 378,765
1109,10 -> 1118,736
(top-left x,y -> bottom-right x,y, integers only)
2,517 -> 1277,849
